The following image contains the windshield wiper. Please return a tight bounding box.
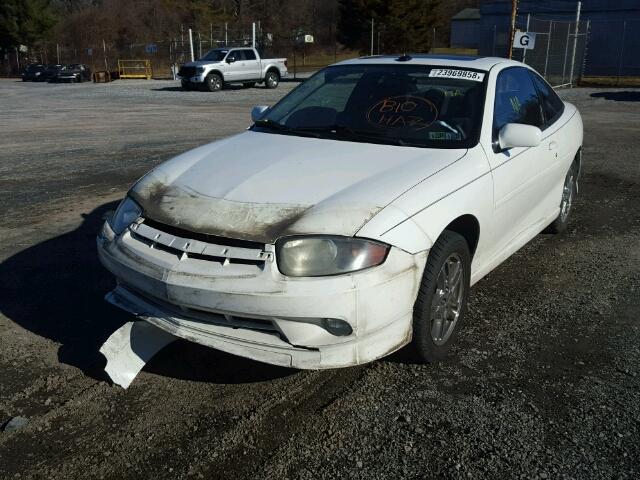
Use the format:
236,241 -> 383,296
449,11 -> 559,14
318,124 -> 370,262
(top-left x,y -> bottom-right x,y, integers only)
297,125 -> 425,147
253,119 -> 322,138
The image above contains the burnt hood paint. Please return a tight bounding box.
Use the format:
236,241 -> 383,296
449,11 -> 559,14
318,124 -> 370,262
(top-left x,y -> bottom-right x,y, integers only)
130,131 -> 467,244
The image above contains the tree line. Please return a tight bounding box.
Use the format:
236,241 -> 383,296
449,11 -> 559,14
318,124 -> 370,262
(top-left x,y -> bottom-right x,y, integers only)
1,0 -> 479,64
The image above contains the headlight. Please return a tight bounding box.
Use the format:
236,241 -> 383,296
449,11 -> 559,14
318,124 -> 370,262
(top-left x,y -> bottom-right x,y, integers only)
276,236 -> 389,277
110,197 -> 142,235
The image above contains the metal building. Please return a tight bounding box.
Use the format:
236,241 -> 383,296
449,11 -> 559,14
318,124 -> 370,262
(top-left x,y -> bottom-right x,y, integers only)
478,0 -> 640,76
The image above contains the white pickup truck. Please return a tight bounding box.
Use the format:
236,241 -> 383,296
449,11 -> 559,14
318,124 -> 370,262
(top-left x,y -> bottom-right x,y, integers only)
178,47 -> 288,91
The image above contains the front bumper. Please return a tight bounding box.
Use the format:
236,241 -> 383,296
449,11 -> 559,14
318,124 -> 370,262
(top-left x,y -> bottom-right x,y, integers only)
97,221 -> 425,369
178,74 -> 206,84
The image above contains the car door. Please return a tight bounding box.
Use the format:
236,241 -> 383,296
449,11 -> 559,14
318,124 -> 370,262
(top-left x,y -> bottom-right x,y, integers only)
486,66 -> 556,254
528,70 -> 573,215
223,49 -> 242,81
242,49 -> 261,80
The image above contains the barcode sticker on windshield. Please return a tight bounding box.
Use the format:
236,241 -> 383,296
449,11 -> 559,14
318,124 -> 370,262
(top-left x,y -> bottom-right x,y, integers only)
429,69 -> 485,82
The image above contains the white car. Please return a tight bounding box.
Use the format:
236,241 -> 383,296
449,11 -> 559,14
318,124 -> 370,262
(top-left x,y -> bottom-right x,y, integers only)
98,55 -> 582,371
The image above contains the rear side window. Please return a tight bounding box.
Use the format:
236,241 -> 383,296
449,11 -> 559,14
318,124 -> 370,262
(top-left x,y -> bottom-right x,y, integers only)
528,71 -> 564,127
493,67 -> 543,136
243,49 -> 256,60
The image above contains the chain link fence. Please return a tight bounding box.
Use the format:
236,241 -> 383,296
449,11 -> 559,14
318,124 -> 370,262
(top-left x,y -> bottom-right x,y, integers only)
510,17 -> 589,87
3,17 -> 640,86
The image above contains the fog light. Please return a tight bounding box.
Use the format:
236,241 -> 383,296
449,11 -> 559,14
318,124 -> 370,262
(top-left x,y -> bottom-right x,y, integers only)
322,318 -> 353,336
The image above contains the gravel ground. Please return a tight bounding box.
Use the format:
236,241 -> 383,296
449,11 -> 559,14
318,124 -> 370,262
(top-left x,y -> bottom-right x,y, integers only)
0,79 -> 638,479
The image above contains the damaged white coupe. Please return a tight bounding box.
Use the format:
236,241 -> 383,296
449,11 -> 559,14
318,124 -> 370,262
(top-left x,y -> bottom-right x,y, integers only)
98,55 -> 583,385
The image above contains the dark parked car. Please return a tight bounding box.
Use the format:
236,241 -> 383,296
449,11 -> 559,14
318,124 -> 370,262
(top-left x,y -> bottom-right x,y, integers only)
52,64 -> 91,83
22,64 -> 46,81
40,64 -> 63,82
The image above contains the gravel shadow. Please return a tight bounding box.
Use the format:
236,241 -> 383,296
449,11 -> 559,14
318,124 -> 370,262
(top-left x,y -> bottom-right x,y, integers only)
0,201 -> 294,384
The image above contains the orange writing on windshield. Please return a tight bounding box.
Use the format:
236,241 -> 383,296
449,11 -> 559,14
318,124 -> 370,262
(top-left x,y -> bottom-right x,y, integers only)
366,96 -> 438,131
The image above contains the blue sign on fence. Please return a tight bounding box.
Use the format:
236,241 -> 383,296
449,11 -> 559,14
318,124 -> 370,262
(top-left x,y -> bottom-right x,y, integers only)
145,44 -> 158,54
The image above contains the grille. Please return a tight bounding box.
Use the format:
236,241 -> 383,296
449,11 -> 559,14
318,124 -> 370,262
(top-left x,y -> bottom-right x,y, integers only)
178,66 -> 197,77
127,217 -> 272,267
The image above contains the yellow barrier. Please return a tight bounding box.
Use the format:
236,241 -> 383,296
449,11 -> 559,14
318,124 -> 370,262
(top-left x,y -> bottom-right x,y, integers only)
118,59 -> 152,80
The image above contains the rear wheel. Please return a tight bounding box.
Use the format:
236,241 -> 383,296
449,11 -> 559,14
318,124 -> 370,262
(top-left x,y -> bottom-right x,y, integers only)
412,230 -> 471,363
264,70 -> 279,89
545,162 -> 578,234
205,73 -> 223,92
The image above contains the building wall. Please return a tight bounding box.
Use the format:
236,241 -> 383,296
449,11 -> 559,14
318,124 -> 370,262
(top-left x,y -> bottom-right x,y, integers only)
451,20 -> 480,48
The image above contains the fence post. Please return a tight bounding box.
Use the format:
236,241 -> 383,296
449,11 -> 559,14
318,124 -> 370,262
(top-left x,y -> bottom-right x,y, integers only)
568,1 -> 582,87
543,20 -> 552,78
581,19 -> 591,80
562,22 -> 571,84
370,18 -> 374,56
522,13 -> 531,64
188,28 -> 194,62
103,39 -> 108,71
492,25 -> 496,56
617,21 -> 627,85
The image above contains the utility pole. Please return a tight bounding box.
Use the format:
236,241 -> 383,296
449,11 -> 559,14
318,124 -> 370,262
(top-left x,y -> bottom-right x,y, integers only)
568,1 -> 582,87
508,0 -> 518,59
56,43 -> 60,64
188,28 -> 194,62
370,18 -> 374,56
225,22 -> 228,46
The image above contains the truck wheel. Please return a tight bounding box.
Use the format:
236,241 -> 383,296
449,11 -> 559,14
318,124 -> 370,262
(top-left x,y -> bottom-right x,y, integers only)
205,73 -> 223,92
412,230 -> 471,363
545,162 -> 578,234
243,82 -> 255,88
264,71 -> 279,89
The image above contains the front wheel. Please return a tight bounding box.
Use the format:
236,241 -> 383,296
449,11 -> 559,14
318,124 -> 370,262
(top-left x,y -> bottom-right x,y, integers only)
545,162 -> 578,234
412,230 -> 471,363
264,70 -> 279,89
205,73 -> 223,92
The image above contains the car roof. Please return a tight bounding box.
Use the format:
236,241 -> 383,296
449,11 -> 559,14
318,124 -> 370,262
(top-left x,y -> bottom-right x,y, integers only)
335,54 -> 522,72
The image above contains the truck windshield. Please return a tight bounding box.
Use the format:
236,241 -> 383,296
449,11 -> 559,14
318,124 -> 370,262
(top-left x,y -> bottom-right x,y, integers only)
254,64 -> 488,149
200,49 -> 228,62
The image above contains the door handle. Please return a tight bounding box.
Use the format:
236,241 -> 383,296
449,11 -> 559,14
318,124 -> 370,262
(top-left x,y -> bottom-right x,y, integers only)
549,141 -> 558,150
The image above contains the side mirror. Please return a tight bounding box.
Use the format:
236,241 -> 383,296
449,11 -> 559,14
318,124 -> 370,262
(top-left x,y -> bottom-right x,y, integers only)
498,123 -> 542,150
226,56 -> 236,64
251,105 -> 270,122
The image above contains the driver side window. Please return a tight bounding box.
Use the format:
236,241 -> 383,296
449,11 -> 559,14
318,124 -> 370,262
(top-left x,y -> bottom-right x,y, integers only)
493,67 -> 544,138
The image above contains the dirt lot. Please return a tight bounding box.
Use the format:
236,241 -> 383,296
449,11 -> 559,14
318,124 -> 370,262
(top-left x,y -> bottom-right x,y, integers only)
0,79 -> 639,480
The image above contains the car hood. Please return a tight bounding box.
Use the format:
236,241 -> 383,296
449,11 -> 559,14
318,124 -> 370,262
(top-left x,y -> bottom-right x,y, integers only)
184,60 -> 224,68
130,131 -> 467,244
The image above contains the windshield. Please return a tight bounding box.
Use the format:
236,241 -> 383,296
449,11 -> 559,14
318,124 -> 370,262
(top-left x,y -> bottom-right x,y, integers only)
200,49 -> 228,62
254,64 -> 488,148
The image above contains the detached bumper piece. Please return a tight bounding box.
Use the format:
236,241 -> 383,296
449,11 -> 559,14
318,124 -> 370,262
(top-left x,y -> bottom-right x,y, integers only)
99,318 -> 176,388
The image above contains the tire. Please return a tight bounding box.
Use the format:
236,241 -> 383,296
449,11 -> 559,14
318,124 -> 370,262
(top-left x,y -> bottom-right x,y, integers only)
243,82 -> 256,88
264,70 -> 279,89
545,161 -> 578,234
205,72 -> 223,92
412,230 -> 471,363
